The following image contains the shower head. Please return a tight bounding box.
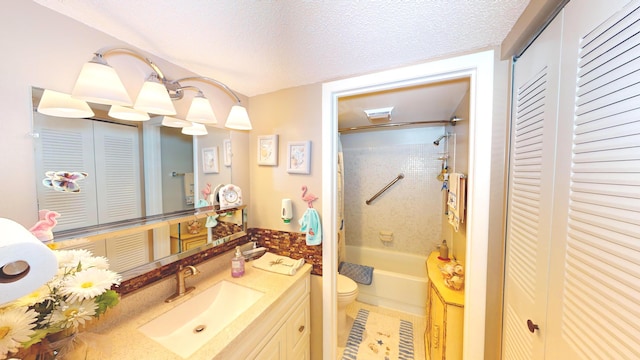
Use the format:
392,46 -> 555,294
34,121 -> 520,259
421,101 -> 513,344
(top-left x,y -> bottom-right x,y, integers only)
433,134 -> 447,146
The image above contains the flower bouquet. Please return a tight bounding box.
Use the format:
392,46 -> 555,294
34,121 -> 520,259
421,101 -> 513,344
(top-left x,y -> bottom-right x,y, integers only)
0,249 -> 121,359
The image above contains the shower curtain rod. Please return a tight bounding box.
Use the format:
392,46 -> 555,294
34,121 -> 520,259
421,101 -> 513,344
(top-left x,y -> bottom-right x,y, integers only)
338,118 -> 461,133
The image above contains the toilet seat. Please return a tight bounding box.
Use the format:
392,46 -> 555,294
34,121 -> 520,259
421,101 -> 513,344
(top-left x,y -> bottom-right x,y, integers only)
337,274 -> 358,297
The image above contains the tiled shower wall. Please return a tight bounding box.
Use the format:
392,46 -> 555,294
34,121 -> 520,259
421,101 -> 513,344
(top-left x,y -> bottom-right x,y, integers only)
341,127 -> 446,255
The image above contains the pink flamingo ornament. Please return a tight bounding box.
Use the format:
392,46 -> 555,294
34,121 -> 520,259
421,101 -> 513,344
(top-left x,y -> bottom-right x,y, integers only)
29,209 -> 61,242
301,185 -> 318,208
202,183 -> 212,200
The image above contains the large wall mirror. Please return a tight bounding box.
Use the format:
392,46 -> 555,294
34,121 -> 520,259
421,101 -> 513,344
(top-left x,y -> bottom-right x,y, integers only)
31,87 -> 242,279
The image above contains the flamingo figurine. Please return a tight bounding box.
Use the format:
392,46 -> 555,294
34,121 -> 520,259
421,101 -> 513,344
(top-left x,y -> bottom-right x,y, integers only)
29,209 -> 61,242
301,185 -> 318,208
201,183 -> 212,200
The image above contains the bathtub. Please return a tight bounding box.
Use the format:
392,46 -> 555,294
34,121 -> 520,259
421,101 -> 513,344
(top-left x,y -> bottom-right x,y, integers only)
344,245 -> 428,316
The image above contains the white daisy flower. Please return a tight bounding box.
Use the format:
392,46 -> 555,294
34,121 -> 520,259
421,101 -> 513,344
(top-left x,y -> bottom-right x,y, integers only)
55,249 -> 94,270
80,255 -> 110,270
59,268 -> 121,302
48,300 -> 97,329
9,284 -> 52,308
0,307 -> 38,357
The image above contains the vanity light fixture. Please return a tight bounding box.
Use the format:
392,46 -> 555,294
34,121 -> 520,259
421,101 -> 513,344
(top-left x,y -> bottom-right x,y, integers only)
185,90 -> 217,124
108,105 -> 150,121
181,122 -> 208,136
68,47 -> 252,131
161,116 -> 192,128
71,53 -> 132,106
37,89 -> 94,118
133,73 -> 177,116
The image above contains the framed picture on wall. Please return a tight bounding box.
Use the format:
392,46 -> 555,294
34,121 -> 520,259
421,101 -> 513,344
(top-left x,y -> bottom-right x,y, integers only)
202,147 -> 219,174
223,139 -> 232,167
287,141 -> 311,174
257,135 -> 278,166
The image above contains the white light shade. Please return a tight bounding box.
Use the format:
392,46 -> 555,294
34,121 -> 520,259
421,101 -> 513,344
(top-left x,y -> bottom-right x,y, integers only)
134,75 -> 176,115
181,122 -> 208,136
108,105 -> 150,121
225,105 -> 252,130
161,116 -> 191,128
72,61 -> 132,106
37,89 -> 94,118
186,93 -> 217,124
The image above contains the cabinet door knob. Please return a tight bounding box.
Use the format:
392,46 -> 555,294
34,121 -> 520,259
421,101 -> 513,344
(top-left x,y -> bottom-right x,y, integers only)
298,325 -> 305,333
527,319 -> 539,333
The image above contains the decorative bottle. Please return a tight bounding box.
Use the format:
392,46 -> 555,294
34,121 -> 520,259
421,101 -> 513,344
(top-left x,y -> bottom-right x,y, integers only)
439,240 -> 450,261
231,246 -> 245,277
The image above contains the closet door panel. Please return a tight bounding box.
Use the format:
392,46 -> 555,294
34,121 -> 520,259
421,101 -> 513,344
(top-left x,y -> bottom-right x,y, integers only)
547,0 -> 640,358
502,14 -> 564,360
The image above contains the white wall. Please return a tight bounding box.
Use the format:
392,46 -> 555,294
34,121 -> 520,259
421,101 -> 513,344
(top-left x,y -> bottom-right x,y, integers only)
0,2 -> 247,227
340,127 -> 445,255
247,84 -> 323,230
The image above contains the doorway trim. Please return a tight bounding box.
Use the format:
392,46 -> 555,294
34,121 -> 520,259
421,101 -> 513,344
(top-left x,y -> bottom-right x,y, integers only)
321,50 -> 495,359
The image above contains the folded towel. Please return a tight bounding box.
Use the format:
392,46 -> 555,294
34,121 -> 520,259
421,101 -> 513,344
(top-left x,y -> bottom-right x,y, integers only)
299,208 -> 322,246
447,173 -> 466,232
252,252 -> 305,276
339,261 -> 374,285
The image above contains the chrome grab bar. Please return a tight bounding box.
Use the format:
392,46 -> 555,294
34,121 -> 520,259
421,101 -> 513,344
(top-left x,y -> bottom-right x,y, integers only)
366,173 -> 404,205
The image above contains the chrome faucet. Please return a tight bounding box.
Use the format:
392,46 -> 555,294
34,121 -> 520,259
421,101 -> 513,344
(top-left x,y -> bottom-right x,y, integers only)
165,265 -> 199,303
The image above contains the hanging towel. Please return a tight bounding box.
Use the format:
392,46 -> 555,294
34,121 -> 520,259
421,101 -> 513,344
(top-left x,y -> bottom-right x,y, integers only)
196,199 -> 219,227
299,208 -> 322,246
252,252 -> 306,275
339,262 -> 374,285
447,173 -> 466,232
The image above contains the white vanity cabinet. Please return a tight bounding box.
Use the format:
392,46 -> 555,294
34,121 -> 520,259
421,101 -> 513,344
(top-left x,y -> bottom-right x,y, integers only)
253,295 -> 310,359
246,276 -> 311,360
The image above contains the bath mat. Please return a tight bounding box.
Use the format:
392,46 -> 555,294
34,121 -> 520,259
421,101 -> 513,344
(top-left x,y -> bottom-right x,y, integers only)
339,262 -> 374,285
341,309 -> 414,360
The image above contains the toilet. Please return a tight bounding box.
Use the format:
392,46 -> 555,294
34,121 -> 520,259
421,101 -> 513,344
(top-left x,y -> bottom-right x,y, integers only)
337,274 -> 359,336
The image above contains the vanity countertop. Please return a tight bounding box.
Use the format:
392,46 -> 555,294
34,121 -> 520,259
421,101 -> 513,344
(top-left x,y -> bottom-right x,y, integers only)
84,251 -> 312,359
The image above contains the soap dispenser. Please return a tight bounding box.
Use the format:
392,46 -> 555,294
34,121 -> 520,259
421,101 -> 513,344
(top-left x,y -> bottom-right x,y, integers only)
231,246 -> 245,277
439,240 -> 450,261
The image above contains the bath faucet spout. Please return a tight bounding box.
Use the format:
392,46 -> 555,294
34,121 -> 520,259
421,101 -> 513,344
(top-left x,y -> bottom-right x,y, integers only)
165,265 -> 199,303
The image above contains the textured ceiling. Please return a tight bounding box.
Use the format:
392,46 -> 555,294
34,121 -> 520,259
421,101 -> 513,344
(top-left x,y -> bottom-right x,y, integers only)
33,0 -> 529,97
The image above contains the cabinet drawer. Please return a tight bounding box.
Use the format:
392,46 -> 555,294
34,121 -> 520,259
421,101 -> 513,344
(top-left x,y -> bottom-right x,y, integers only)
288,295 -> 310,352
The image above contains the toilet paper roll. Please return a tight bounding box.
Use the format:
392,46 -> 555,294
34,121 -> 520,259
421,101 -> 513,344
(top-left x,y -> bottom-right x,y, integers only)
0,218 -> 58,306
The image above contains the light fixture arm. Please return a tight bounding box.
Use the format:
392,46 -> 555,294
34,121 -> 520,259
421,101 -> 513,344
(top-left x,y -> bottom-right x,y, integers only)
170,76 -> 242,104
91,48 -> 242,104
97,47 -> 167,80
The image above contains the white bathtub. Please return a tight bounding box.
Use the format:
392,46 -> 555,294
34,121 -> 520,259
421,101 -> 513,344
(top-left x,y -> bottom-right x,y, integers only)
344,245 -> 428,316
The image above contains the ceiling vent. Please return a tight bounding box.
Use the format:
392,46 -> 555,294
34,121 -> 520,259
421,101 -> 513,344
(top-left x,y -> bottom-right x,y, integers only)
364,106 -> 394,123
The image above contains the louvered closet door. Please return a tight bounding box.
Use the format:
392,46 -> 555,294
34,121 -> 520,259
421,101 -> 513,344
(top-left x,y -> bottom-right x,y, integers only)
502,14 -> 564,360
545,0 -> 639,358
93,121 -> 142,224
34,113 -> 99,231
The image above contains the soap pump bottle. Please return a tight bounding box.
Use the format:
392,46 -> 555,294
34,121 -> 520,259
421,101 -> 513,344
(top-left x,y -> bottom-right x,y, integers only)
231,246 -> 245,278
439,240 -> 450,261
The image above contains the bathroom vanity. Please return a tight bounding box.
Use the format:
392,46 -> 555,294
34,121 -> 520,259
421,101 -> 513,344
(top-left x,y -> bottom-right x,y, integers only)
425,251 -> 464,360
84,250 -> 311,359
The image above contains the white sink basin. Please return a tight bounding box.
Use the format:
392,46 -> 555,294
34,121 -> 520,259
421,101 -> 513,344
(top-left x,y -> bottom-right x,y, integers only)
138,280 -> 263,358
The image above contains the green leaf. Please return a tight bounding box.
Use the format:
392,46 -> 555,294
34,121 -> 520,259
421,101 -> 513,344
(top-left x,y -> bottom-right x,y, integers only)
95,290 -> 119,316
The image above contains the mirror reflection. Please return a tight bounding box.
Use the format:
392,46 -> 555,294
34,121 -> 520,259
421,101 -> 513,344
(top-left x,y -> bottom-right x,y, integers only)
31,87 -> 231,233
31,87 -> 239,279
59,207 -> 246,278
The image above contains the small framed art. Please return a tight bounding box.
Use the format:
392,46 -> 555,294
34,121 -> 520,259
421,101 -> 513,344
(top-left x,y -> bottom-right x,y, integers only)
257,135 -> 278,166
287,141 -> 311,174
223,139 -> 232,167
202,147 -> 219,174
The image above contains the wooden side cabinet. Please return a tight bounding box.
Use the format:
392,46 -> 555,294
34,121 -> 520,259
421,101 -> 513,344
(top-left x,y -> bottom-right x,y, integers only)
425,252 -> 464,360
